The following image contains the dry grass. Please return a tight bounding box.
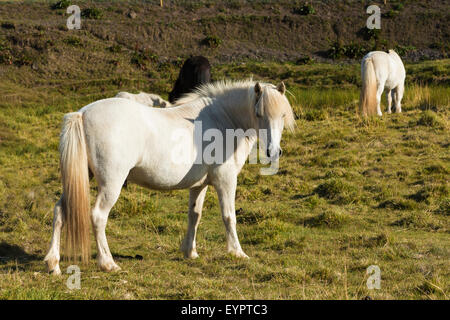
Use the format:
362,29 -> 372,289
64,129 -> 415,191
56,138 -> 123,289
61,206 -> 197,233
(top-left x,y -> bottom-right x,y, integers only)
0,68 -> 448,299
0,0 -> 449,300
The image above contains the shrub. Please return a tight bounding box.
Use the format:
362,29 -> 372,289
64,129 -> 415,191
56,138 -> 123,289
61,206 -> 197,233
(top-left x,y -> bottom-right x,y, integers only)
357,27 -> 380,41
292,4 -> 315,15
383,9 -> 400,18
108,44 -> 122,53
1,22 -> 15,30
81,8 -> 103,19
0,50 -> 13,65
295,55 -> 314,65
395,45 -> 416,56
64,36 -> 82,47
51,0 -> 70,10
392,3 -> 404,11
327,41 -> 367,60
202,35 -> 222,48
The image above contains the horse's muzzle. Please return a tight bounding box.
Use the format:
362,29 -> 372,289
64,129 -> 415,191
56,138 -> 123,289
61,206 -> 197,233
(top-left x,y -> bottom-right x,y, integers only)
266,148 -> 283,159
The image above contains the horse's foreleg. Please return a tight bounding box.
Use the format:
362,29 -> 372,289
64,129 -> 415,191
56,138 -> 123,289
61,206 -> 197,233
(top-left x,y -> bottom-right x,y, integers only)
181,185 -> 208,259
215,178 -> 248,259
92,185 -> 122,272
44,196 -> 64,275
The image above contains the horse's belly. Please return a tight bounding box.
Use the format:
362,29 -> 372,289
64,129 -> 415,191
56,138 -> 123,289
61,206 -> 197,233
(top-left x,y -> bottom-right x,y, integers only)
127,164 -> 208,190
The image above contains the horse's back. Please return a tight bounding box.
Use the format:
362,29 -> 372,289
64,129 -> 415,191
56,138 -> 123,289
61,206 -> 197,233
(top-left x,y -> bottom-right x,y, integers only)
79,98 -> 205,189
362,51 -> 405,87
80,99 -> 168,170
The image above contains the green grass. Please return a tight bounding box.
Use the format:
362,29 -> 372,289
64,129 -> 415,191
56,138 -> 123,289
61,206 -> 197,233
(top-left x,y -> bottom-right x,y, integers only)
0,0 -> 448,300
0,58 -> 448,299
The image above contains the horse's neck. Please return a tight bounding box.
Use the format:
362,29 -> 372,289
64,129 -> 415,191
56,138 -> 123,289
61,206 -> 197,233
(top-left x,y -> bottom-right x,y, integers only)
209,89 -> 257,132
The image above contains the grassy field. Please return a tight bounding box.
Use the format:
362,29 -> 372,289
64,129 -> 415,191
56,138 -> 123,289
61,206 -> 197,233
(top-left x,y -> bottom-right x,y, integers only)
0,56 -> 449,299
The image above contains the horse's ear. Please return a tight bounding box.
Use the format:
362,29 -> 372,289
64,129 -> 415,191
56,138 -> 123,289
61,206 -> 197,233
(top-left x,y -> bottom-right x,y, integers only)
277,82 -> 286,95
254,82 -> 262,95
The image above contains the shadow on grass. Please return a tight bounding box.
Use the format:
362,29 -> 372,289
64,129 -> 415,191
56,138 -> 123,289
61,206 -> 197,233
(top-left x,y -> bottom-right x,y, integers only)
112,253 -> 144,261
0,242 -> 41,271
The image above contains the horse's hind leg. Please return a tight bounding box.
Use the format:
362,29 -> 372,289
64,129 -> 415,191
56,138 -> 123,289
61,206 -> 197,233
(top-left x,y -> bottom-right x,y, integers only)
92,182 -> 123,272
181,185 -> 208,259
394,84 -> 404,113
376,82 -> 385,116
44,196 -> 64,275
387,89 -> 394,114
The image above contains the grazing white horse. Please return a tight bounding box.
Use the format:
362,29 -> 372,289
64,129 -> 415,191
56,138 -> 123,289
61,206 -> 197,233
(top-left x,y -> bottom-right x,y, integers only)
44,80 -> 295,274
115,91 -> 171,108
360,50 -> 406,116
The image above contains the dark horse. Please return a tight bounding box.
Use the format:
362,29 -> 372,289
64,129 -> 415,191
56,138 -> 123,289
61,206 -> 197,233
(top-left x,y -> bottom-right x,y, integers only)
168,56 -> 211,103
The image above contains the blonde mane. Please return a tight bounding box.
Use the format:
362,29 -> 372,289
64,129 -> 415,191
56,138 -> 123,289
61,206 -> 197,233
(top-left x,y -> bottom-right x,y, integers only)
173,79 -> 296,132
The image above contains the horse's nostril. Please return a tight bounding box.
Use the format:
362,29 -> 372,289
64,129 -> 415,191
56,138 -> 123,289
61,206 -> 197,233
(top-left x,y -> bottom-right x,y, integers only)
279,148 -> 283,156
266,149 -> 271,158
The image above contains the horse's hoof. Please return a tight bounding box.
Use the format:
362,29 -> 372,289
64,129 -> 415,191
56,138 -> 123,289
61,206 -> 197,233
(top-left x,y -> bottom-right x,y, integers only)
99,261 -> 121,272
44,256 -> 61,275
185,251 -> 199,259
229,250 -> 249,259
48,265 -> 62,276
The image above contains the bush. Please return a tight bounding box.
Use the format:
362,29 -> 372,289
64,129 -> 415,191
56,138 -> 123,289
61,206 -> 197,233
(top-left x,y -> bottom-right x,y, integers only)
295,55 -> 314,65
292,4 -> 315,15
395,45 -> 416,56
51,0 -> 70,10
1,22 -> 15,30
357,27 -> 381,41
383,9 -> 399,18
64,36 -> 82,47
392,3 -> 404,11
81,8 -> 103,19
328,41 -> 367,60
202,35 -> 222,48
109,44 -> 122,53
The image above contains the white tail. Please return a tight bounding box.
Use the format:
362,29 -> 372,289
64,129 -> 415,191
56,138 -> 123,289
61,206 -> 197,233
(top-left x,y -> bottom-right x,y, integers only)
360,57 -> 378,117
59,112 -> 90,263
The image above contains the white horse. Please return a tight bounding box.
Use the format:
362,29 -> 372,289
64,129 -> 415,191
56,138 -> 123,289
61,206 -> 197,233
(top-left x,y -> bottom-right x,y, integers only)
360,50 -> 406,116
115,91 -> 171,108
44,80 -> 295,274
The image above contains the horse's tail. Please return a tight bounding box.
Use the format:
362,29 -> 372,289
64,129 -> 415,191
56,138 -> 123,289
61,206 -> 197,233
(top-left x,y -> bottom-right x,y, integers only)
59,112 -> 90,263
359,57 -> 378,117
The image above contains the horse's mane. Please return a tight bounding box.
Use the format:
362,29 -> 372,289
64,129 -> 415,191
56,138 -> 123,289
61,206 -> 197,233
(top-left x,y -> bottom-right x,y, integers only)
174,79 -> 256,105
173,79 -> 296,132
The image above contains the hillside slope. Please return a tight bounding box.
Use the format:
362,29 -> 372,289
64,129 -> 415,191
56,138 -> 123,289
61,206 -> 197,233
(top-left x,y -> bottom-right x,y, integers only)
0,0 -> 448,87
